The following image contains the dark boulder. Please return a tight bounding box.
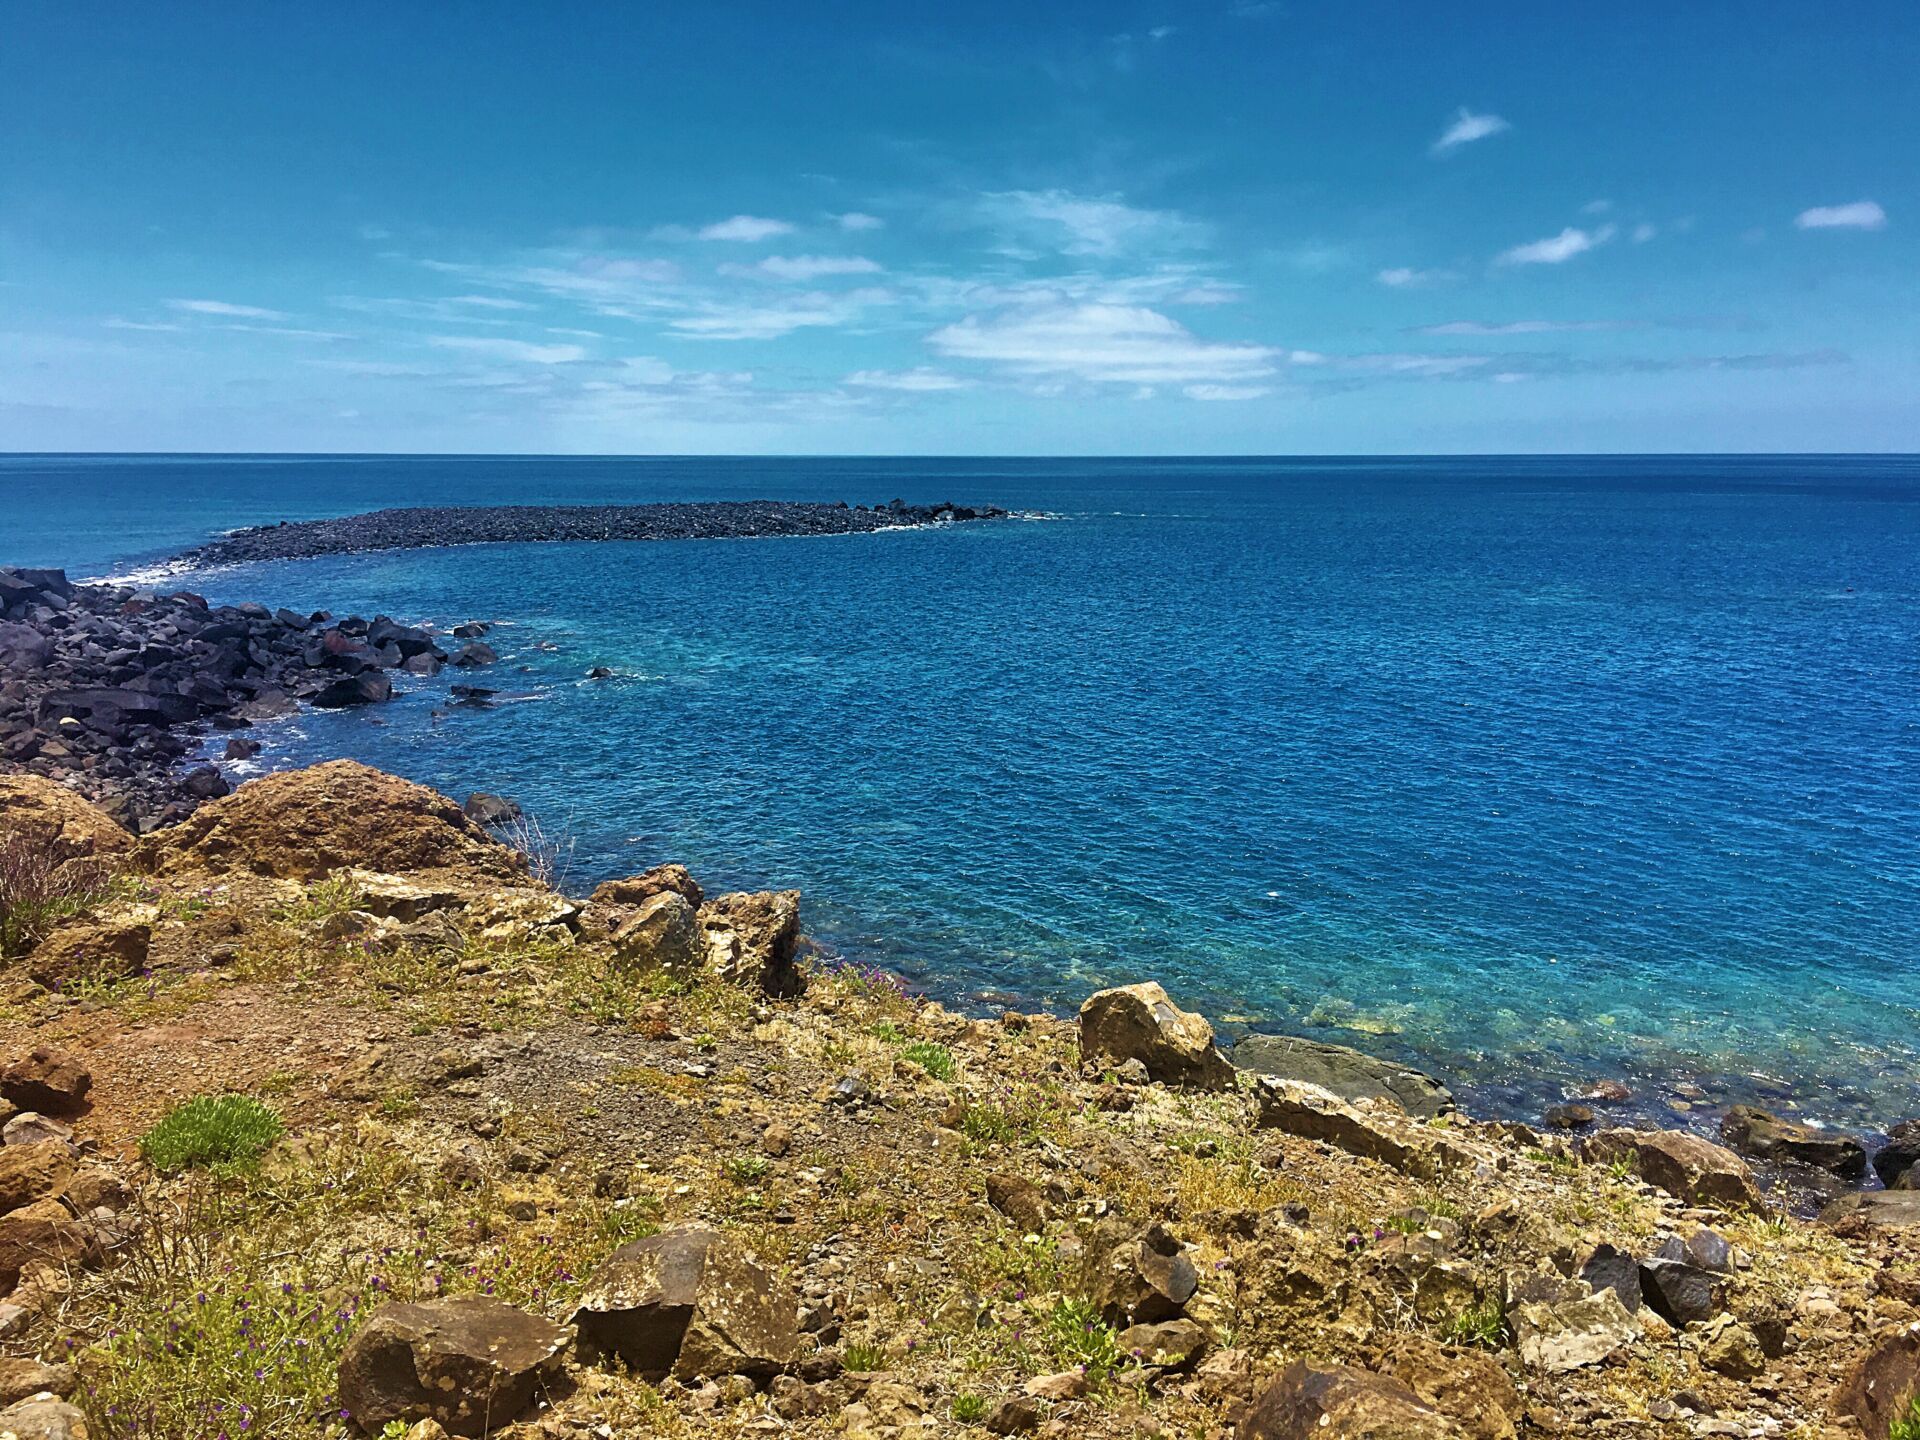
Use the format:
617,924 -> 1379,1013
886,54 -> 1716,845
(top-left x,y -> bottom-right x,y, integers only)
1874,1119 -> 1920,1189
311,673 -> 393,708
461,793 -> 522,828
1720,1105 -> 1865,1179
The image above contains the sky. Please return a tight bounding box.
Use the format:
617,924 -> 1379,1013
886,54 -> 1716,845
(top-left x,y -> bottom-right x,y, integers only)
1,2 -> 1915,455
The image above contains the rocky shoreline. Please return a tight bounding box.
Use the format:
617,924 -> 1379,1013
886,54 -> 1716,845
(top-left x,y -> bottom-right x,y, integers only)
0,760 -> 1916,1438
167,498 -> 1010,568
0,565 -> 499,830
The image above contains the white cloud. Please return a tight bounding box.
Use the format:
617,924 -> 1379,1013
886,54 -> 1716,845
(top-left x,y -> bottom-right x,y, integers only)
670,289 -> 888,341
1581,200 -> 1613,216
1495,225 -> 1615,265
698,215 -> 796,242
845,367 -> 973,391
103,318 -> 185,332
1431,108 -> 1510,156
428,336 -> 587,364
1632,223 -> 1658,243
738,255 -> 883,281
1377,267 -> 1451,288
1795,200 -> 1887,231
1185,384 -> 1268,401
981,189 -> 1207,258
165,299 -> 291,320
448,294 -> 537,310
837,212 -> 885,232
928,303 -> 1275,385
1417,319 -> 1633,335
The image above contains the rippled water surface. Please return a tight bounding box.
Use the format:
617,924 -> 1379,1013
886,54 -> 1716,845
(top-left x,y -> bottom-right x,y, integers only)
7,453 -> 1920,1119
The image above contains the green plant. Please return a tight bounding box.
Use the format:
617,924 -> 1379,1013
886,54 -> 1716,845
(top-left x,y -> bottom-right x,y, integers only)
843,1341 -> 887,1373
1043,1297 -> 1124,1382
952,1393 -> 988,1423
1440,1296 -> 1507,1349
900,1041 -> 957,1081
869,1020 -> 907,1043
1889,1395 -> 1920,1440
272,871 -> 363,925
139,1094 -> 285,1173
722,1153 -> 772,1185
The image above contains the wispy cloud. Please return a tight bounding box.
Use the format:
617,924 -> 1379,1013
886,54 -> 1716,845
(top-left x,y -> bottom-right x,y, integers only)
1496,225 -> 1615,265
1430,108 -> 1509,156
1377,267 -> 1451,288
1631,223 -> 1657,243
670,289 -> 890,341
1795,200 -> 1887,231
929,303 -> 1274,385
166,298 -> 290,320
447,294 -> 536,310
428,336 -> 587,364
846,367 -> 972,391
697,215 -> 796,242
1184,383 -> 1268,401
733,255 -> 884,281
1416,319 -> 1637,336
104,318 -> 185,332
980,190 -> 1207,258
837,212 -> 885,232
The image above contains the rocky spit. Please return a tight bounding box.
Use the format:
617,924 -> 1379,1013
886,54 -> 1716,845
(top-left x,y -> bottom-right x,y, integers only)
171,498 -> 1010,568
0,565 -> 499,830
0,760 -> 1917,1439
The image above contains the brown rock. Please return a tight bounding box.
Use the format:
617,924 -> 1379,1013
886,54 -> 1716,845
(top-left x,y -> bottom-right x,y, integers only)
0,1396 -> 88,1439
0,1146 -> 73,1217
1510,1290 -> 1639,1372
1251,1077 -> 1469,1179
1822,1189 -> 1920,1231
591,863 -> 703,910
570,1225 -> 799,1380
1241,1361 -> 1466,1440
0,1356 -> 75,1405
0,1200 -> 101,1288
1831,1321 -> 1920,1438
25,916 -> 150,990
0,1048 -> 92,1116
698,890 -> 804,995
0,775 -> 132,863
335,1296 -> 569,1438
135,761 -> 527,883
1077,982 -> 1234,1091
984,1394 -> 1041,1434
1091,1221 -> 1199,1326
1,1116 -> 71,1149
1719,1105 -> 1865,1179
985,1173 -> 1053,1233
1700,1319 -> 1765,1379
1116,1317 -> 1208,1370
61,1167 -> 129,1215
1374,1335 -> 1520,1440
609,892 -> 701,974
1585,1128 -> 1760,1210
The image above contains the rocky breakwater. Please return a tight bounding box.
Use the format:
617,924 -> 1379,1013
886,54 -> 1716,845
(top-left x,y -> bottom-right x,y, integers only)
171,498 -> 1011,567
2,763 -> 1919,1438
0,565 -> 499,829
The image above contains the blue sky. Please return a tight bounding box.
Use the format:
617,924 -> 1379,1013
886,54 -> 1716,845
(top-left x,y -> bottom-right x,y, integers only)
2,2 -> 1914,454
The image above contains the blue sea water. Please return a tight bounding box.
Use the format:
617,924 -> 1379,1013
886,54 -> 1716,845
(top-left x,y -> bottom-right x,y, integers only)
5,453 -> 1919,1123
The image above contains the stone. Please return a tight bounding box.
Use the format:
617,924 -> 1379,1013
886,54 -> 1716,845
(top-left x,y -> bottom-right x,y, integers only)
984,1394 -> 1041,1434
1720,1105 -> 1866,1178
590,863 -> 704,910
985,1173 -> 1053,1233
1699,1319 -> 1765,1379
1510,1289 -> 1640,1372
1232,1033 -> 1453,1117
1821,1189 -> 1920,1231
1874,1118 -> 1920,1189
62,1167 -> 127,1215
1373,1335 -> 1521,1440
1575,1243 -> 1641,1313
1585,1128 -> 1760,1210
698,890 -> 804,995
311,672 -> 392,708
25,919 -> 150,989
0,1200 -> 102,1288
1078,983 -> 1234,1091
1639,1258 -> 1725,1327
0,1146 -> 73,1217
609,892 -> 702,975
0,1049 -> 92,1116
334,1296 -> 569,1438
1251,1077 -> 1457,1178
0,1357 -> 75,1405
0,1396 -> 88,1439
1543,1103 -> 1595,1130
345,872 -> 468,924
0,775 -> 132,863
1,1116 -> 71,1149
1022,1371 -> 1087,1401
451,642 -> 498,668
1831,1322 -> 1920,1439
461,793 -> 520,828
137,761 -> 527,883
1116,1317 -> 1208,1370
1091,1222 -> 1199,1326
569,1225 -> 799,1380
1679,1227 -> 1732,1273
1240,1361 -> 1466,1440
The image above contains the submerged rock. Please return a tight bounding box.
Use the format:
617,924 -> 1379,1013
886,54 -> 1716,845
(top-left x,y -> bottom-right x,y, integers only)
1231,1033 -> 1454,1118
1720,1105 -> 1865,1179
1078,982 -> 1234,1091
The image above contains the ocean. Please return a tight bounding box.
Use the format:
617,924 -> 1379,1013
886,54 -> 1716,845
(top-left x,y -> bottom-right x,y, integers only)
6,452 -> 1919,1124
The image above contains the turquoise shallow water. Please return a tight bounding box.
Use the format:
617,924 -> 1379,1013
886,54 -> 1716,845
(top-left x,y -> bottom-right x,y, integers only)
6,453 -> 1920,1122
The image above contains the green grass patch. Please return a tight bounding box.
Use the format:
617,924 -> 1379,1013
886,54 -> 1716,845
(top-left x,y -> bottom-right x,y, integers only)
951,1393 -> 988,1423
139,1094 -> 284,1174
900,1040 -> 957,1081
1440,1296 -> 1508,1349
